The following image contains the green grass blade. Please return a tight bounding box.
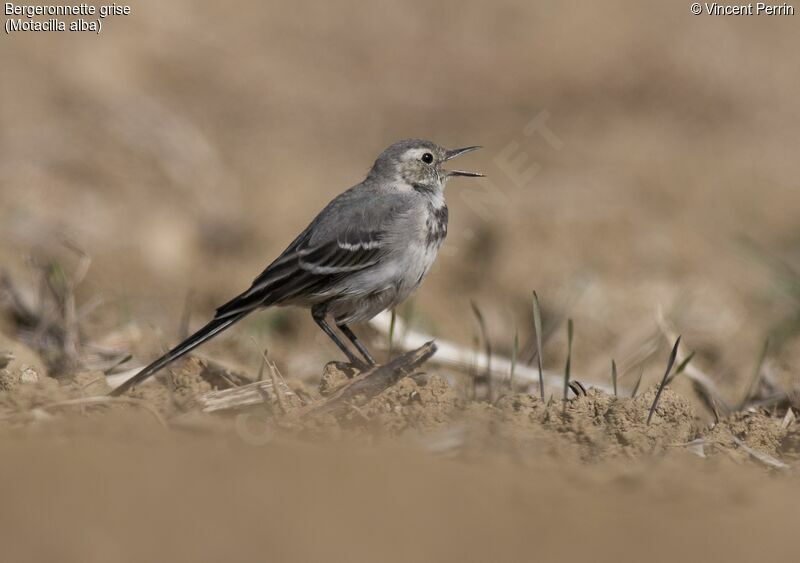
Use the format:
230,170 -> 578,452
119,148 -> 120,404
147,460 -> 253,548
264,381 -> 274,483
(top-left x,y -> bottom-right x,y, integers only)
510,326 -> 519,392
611,359 -> 618,397
647,336 -> 681,425
631,368 -> 644,398
563,318 -> 573,400
665,350 -> 695,385
532,291 -> 545,401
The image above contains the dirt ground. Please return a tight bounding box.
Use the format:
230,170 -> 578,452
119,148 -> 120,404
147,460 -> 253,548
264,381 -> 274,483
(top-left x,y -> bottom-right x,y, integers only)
0,426 -> 797,563
0,354 -> 798,562
1,1 -> 799,561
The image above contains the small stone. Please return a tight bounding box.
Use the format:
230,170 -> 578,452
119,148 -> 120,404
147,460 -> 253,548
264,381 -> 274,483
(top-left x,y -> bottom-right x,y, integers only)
18,366 -> 40,384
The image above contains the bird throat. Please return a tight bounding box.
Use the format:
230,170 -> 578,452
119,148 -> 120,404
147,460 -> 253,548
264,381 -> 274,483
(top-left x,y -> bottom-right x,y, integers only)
424,201 -> 449,248
410,180 -> 440,195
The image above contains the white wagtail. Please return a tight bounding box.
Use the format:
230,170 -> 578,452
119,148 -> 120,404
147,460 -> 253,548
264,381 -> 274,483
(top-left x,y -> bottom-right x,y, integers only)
111,139 -> 482,396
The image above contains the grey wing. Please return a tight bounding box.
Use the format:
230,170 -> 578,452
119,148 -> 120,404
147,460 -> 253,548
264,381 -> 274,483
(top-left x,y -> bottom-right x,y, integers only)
214,230 -> 386,318
214,185 -> 412,318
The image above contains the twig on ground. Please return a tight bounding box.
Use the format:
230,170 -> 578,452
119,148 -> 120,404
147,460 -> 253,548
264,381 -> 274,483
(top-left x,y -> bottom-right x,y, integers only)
368,311 -> 613,395
199,378 -> 296,413
731,436 -> 789,470
261,349 -> 289,415
302,341 -> 437,418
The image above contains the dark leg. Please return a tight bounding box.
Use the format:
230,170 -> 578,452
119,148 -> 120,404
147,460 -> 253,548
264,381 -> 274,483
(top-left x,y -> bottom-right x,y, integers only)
337,323 -> 376,366
311,306 -> 366,368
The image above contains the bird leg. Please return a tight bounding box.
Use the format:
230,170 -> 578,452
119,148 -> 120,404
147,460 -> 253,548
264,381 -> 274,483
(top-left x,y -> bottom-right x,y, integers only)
312,308 -> 368,369
337,323 -> 376,366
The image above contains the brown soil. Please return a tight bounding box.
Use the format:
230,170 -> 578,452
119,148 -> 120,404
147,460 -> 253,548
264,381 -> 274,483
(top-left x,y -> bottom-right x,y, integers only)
276,364 -> 792,466
5,357 -> 792,467
0,365 -> 797,563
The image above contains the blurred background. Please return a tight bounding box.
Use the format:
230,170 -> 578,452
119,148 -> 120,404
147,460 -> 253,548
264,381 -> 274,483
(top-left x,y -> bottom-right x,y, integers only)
2,0 -> 799,395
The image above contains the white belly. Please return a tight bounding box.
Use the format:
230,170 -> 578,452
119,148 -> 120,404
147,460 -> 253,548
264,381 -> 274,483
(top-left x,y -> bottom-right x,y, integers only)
313,198 -> 447,324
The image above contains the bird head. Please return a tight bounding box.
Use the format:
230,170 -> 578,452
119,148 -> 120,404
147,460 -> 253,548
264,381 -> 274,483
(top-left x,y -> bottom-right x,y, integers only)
369,138 -> 483,193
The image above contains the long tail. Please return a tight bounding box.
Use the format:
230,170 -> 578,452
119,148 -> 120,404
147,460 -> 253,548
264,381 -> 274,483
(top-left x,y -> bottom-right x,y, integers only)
109,311 -> 249,396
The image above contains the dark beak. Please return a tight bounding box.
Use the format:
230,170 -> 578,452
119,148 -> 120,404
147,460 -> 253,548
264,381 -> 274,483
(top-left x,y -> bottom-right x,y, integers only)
447,169 -> 484,177
444,146 -> 481,161
443,145 -> 483,178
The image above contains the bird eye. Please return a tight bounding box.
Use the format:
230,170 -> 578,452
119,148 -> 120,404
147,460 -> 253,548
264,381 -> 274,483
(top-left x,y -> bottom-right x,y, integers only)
421,152 -> 434,164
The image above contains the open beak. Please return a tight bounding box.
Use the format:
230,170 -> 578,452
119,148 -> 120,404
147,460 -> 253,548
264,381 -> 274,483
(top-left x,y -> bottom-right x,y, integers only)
443,146 -> 484,177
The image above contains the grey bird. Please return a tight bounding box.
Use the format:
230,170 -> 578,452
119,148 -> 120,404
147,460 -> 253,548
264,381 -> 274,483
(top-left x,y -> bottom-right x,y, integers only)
110,139 -> 482,396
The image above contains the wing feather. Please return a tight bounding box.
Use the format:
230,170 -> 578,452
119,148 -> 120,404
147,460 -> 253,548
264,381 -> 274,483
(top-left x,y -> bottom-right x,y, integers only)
214,230 -> 385,318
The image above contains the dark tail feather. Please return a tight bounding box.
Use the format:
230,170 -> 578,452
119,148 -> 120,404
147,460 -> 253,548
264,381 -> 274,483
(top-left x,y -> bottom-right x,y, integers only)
109,312 -> 249,396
